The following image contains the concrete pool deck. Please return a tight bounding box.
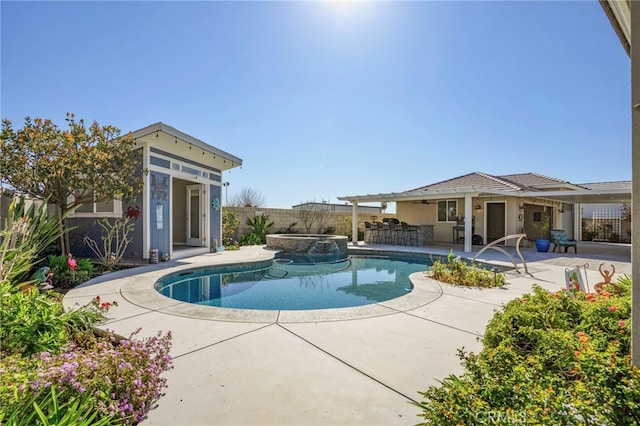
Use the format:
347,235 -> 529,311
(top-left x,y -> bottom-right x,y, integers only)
62,242 -> 631,426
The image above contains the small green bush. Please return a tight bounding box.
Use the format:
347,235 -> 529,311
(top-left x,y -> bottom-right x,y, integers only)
222,208 -> 240,247
428,251 -> 504,288
0,385 -> 124,426
48,254 -> 94,289
415,284 -> 639,425
239,232 -> 262,246
0,281 -> 111,357
246,214 -> 274,243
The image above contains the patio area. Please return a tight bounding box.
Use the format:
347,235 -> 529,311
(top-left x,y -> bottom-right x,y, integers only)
62,241 -> 631,425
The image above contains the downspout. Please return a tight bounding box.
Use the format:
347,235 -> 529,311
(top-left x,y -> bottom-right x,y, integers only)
631,0 -> 640,367
464,194 -> 472,253
352,202 -> 359,245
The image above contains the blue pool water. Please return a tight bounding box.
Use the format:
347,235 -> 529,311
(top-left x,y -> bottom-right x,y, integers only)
154,255 -> 434,310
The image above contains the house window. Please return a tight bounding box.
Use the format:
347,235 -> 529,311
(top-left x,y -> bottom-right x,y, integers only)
437,200 -> 457,222
71,191 -> 122,218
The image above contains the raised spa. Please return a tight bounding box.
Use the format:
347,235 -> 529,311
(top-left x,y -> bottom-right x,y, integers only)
266,234 -> 348,264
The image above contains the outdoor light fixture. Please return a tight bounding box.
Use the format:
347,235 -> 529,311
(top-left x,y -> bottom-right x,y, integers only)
475,204 -> 482,210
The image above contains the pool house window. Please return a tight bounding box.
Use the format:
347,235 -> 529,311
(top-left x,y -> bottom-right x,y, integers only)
71,190 -> 122,218
437,200 -> 458,222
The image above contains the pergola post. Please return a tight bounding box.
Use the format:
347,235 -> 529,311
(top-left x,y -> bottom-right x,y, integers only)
464,194 -> 472,253
352,202 -> 359,245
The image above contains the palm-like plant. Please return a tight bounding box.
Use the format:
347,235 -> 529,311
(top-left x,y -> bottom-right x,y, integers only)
0,197 -> 67,286
246,214 -> 274,244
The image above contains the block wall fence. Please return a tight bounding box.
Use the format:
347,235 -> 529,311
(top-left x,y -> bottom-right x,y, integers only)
225,206 -> 395,242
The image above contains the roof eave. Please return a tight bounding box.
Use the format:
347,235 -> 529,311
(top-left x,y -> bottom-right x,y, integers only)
599,0 -> 631,56
133,122 -> 243,166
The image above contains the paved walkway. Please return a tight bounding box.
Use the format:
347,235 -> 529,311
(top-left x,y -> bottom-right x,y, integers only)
62,242 -> 631,426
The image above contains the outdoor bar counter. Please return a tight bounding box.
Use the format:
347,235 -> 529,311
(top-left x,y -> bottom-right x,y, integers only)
364,223 -> 434,246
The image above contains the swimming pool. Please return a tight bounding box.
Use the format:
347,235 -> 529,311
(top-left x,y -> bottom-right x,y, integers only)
154,255 -> 435,310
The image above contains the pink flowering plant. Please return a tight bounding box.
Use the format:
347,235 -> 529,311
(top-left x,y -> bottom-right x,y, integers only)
415,281 -> 639,425
0,281 -> 173,424
1,329 -> 173,424
0,281 -> 116,356
0,195 -> 173,423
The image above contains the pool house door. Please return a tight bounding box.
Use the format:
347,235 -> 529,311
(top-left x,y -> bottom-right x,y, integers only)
186,185 -> 203,246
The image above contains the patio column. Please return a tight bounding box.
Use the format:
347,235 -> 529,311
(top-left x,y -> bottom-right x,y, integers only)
464,194 -> 472,253
352,202 -> 359,245
631,0 -> 639,367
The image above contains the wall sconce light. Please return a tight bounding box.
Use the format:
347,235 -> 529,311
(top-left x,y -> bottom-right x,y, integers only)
559,202 -> 566,213
475,204 -> 482,210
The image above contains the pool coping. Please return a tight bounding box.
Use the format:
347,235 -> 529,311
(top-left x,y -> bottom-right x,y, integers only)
67,246 -> 500,323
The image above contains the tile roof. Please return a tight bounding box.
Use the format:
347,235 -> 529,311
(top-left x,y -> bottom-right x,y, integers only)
410,171 -> 569,193
577,180 -> 632,191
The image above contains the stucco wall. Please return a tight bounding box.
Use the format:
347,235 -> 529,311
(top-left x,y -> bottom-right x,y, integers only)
398,197 -> 563,245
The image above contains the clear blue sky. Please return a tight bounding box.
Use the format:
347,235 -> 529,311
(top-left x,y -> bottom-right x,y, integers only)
1,1 -> 631,212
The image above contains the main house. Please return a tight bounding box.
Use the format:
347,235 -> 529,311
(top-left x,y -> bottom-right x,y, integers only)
338,172 -> 631,253
69,122 -> 242,261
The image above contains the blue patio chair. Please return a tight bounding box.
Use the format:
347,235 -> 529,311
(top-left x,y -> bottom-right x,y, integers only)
550,229 -> 577,253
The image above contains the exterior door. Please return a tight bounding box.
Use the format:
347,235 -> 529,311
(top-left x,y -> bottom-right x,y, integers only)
486,202 -> 506,243
186,185 -> 203,246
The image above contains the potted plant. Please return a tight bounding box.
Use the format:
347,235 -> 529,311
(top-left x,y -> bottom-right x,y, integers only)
532,216 -> 551,252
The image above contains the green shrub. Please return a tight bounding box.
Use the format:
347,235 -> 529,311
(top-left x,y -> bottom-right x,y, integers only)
48,254 -> 94,289
275,222 -> 298,234
222,208 -> 240,247
246,214 -> 274,244
0,197 -> 67,286
322,226 -> 336,235
415,285 -> 639,425
428,251 -> 504,288
0,385 -> 124,426
0,281 -> 111,357
240,232 -> 262,246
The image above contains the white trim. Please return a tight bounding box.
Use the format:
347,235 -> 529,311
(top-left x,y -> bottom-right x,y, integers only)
133,122 -> 242,166
143,145 -> 150,259
436,200 -> 458,223
149,150 -> 223,181
608,0 -> 631,45
204,184 -> 210,250
168,177 -> 174,257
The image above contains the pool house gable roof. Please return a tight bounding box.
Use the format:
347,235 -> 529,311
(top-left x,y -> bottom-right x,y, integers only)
132,122 -> 243,172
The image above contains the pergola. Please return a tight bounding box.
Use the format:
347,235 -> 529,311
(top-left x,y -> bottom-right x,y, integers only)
341,182 -> 631,253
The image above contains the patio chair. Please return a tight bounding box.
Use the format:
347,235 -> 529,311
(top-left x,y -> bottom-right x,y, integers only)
550,229 -> 577,254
